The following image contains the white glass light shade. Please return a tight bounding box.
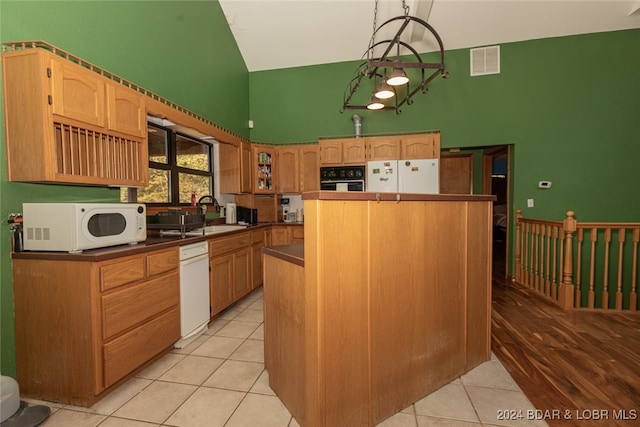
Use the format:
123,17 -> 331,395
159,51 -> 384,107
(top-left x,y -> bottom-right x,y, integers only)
367,96 -> 385,110
374,80 -> 394,99
387,68 -> 409,86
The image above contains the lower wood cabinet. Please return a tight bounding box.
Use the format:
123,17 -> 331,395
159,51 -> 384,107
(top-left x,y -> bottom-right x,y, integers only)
270,225 -> 304,245
251,229 -> 266,289
11,247 -> 180,407
209,232 -> 252,317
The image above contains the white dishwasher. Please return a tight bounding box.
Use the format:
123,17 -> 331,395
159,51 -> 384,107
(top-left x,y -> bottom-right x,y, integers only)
175,241 -> 210,348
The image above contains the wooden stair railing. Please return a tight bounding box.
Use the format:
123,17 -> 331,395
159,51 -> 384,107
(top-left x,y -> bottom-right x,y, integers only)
515,210 -> 640,312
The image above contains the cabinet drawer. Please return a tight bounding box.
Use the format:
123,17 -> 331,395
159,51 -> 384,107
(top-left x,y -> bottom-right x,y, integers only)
209,233 -> 251,257
102,272 -> 179,340
147,248 -> 179,277
100,257 -> 145,291
251,229 -> 265,245
103,307 -> 180,388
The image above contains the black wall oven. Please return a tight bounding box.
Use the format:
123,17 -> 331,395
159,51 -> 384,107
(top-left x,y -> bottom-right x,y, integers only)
319,165 -> 365,192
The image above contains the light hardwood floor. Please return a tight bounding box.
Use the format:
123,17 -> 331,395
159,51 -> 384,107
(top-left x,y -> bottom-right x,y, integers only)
492,268 -> 640,427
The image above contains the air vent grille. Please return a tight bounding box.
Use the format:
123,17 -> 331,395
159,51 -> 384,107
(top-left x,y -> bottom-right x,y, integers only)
470,45 -> 500,76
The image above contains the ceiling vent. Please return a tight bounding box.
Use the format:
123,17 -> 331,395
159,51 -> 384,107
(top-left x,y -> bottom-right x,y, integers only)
470,45 -> 500,76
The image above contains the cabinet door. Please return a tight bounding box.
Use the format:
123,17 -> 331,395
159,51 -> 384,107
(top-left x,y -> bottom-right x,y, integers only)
291,226 -> 304,244
271,228 -> 291,246
252,243 -> 264,289
400,134 -> 438,159
106,83 -> 146,138
319,140 -> 342,164
342,140 -> 367,164
278,147 -> 299,193
299,145 -> 320,192
51,57 -> 106,128
368,137 -> 400,161
254,145 -> 276,194
210,254 -> 234,317
219,143 -> 241,194
240,141 -> 252,193
233,248 -> 251,300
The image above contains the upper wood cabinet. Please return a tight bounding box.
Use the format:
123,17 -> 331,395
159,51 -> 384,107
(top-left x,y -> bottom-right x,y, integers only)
299,144 -> 320,192
106,83 -> 146,138
277,146 -> 300,193
253,144 -> 276,194
367,136 -> 401,160
277,144 -> 320,193
319,139 -> 343,164
320,133 -> 439,165
342,139 -> 367,164
50,57 -> 106,128
2,48 -> 148,186
320,137 -> 366,164
400,133 -> 439,159
219,141 -> 252,194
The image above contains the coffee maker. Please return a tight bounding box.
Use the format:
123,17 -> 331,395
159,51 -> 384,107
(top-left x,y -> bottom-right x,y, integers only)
280,197 -> 290,222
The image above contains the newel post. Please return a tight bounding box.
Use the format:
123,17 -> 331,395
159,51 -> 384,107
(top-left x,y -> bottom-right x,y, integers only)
559,211 -> 577,309
515,209 -> 522,283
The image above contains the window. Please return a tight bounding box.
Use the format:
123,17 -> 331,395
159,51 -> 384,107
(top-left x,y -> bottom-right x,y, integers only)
121,123 -> 213,205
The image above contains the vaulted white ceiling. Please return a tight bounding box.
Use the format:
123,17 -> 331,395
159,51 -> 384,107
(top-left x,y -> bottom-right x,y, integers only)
218,0 -> 640,72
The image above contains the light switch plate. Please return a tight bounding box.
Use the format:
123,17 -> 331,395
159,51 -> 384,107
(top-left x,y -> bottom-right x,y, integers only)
527,199 -> 534,208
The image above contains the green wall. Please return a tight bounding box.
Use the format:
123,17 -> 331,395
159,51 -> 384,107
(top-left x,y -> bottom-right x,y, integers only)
1,0 -> 639,380
0,0 -> 249,376
249,29 -> 640,223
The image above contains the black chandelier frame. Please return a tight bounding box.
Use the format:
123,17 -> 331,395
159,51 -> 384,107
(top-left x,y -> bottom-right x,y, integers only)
341,15 -> 448,114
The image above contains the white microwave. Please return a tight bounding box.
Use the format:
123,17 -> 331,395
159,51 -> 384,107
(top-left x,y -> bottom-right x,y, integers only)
23,203 -> 147,253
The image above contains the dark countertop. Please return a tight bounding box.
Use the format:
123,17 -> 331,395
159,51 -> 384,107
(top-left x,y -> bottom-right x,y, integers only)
262,243 -> 304,267
11,223 -> 280,262
301,191 -> 496,202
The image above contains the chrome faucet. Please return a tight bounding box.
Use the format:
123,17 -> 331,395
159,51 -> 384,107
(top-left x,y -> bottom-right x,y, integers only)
197,195 -> 219,214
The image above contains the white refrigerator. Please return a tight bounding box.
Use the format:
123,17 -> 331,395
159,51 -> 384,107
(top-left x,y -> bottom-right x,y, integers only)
367,159 -> 439,194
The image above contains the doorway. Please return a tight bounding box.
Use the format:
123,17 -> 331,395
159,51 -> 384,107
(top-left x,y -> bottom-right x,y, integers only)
440,145 -> 512,278
482,146 -> 510,279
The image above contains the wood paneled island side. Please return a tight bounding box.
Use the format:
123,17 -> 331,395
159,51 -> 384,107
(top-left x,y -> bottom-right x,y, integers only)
262,191 -> 495,427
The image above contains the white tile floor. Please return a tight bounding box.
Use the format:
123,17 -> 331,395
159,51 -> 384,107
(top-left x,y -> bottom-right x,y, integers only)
28,287 -> 547,427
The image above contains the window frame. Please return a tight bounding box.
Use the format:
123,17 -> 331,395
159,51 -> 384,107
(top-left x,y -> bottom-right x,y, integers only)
142,122 -> 214,206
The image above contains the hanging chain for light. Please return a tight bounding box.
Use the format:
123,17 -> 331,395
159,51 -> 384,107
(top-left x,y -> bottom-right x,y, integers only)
401,0 -> 410,17
366,0 -> 379,63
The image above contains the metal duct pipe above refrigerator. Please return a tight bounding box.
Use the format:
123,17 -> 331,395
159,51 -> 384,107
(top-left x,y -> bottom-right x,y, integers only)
352,114 -> 362,138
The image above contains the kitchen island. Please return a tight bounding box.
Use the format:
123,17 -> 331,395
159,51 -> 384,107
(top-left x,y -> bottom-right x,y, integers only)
263,191 -> 495,427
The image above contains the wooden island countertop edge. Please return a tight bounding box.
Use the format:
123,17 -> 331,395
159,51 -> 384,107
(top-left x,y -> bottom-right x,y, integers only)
262,243 -> 304,267
301,191 -> 496,202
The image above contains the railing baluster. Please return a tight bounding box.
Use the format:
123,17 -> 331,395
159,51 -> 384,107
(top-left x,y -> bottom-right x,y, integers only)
588,228 -> 597,309
545,224 -> 551,297
632,229 -> 639,312
551,225 -> 559,300
603,228 -> 611,310
559,211 -> 576,309
615,228 -> 625,310
515,210 -> 522,284
575,228 -> 583,308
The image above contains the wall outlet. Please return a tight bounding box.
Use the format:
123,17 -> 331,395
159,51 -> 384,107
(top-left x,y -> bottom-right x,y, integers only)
527,199 -> 534,208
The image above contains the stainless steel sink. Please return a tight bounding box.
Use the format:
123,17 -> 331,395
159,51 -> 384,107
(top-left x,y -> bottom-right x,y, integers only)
190,225 -> 248,235
160,224 -> 248,237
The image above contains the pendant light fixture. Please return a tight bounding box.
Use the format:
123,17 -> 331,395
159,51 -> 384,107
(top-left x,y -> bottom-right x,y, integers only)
367,96 -> 385,110
374,77 -> 395,99
386,65 -> 409,86
341,0 -> 449,114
